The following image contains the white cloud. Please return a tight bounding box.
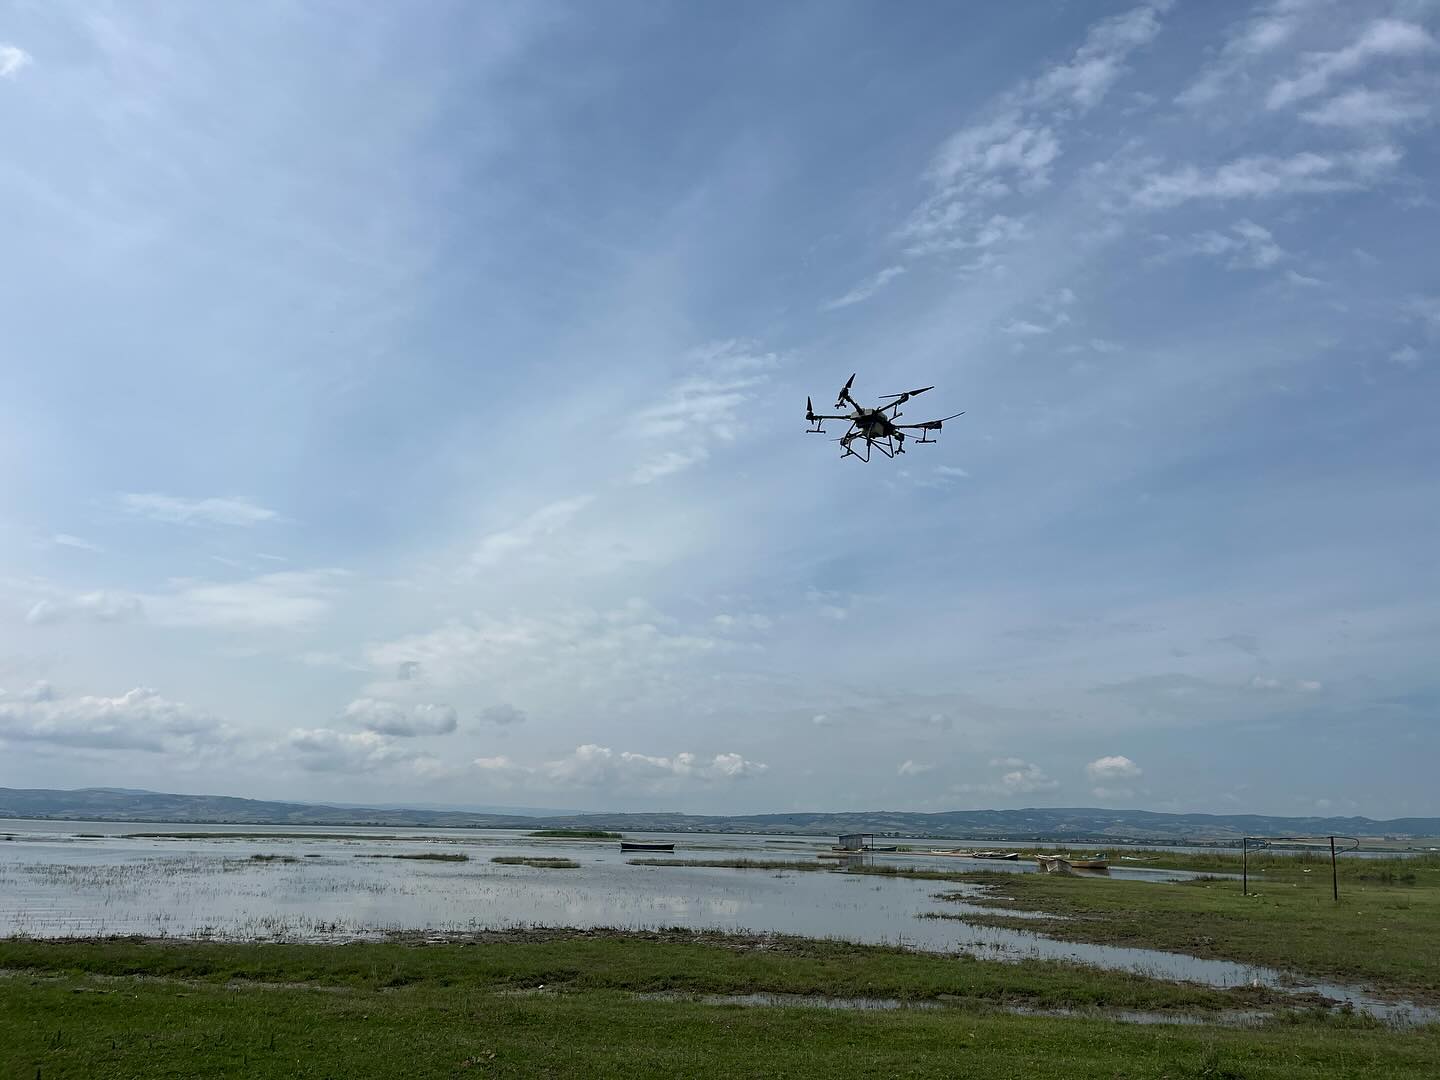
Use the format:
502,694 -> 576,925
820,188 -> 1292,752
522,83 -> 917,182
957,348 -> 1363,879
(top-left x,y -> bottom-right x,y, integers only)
120,493 -> 279,527
478,703 -> 526,726
712,612 -> 773,632
1131,147 -> 1401,208
824,265 -> 906,310
26,591 -> 143,625
1027,2 -> 1169,109
149,570 -> 344,630
627,340 -> 779,482
470,496 -> 594,568
1405,296 -> 1440,334
1086,755 -> 1142,781
0,43 -> 31,79
1001,319 -> 1051,336
0,684 -> 226,753
897,759 -> 935,777
341,697 -> 458,737
539,743 -> 768,789
1158,220 -> 1285,270
1087,755 -> 1143,800
365,602 -> 727,694
1388,345 -> 1421,369
1268,19 -> 1438,110
631,449 -> 707,485
1176,0 -> 1313,106
52,533 -> 103,553
1284,269 -> 1324,287
288,727 -> 422,773
1301,88 -> 1431,129
998,761 -> 1058,794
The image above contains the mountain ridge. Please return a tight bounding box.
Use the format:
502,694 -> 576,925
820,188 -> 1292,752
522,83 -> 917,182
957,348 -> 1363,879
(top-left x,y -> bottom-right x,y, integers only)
3,787 -> 1437,842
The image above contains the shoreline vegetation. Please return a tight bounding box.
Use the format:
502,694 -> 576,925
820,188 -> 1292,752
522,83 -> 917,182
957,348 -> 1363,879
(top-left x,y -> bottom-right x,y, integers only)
2,932 -> 1436,1078
527,829 -> 622,840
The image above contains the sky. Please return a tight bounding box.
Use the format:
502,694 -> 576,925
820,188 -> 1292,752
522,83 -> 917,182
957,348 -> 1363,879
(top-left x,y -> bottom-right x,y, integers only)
2,0 -> 1438,819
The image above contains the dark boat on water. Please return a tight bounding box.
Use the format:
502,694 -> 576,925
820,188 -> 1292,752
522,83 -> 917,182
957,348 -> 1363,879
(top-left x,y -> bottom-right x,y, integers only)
620,841 -> 675,852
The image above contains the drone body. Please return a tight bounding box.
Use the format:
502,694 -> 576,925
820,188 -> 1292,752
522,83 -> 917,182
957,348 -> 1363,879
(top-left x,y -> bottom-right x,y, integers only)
805,374 -> 963,461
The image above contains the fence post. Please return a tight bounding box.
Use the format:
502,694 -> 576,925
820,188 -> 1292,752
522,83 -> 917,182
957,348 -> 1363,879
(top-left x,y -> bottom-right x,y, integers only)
1331,835 -> 1338,902
1242,837 -> 1248,896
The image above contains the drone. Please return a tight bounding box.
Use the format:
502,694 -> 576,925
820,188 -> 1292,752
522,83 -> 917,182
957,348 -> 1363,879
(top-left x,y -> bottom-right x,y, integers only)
805,374 -> 963,461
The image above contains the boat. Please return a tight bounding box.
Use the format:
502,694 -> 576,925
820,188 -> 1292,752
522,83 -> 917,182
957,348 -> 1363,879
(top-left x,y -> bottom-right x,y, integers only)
1066,857 -> 1109,870
928,849 -> 977,857
972,851 -> 1020,860
1035,853 -> 1108,871
620,841 -> 675,852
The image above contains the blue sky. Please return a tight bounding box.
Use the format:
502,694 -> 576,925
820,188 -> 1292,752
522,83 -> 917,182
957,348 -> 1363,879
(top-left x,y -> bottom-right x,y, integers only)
2,0 -> 1437,817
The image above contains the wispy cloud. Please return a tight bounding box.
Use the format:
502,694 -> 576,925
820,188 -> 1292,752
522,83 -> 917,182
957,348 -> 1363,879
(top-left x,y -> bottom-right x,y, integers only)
1155,219 -> 1286,270
1301,88 -> 1432,129
1267,19 -> 1437,110
469,496 -> 594,568
1026,1 -> 1170,110
824,265 -> 905,310
52,533 -> 103,553
119,493 -> 279,528
1131,147 -> 1401,208
1176,0 -> 1316,107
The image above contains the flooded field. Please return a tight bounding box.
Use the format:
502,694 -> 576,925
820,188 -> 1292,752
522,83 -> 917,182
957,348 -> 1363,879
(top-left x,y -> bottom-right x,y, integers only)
2,819 -> 1435,1023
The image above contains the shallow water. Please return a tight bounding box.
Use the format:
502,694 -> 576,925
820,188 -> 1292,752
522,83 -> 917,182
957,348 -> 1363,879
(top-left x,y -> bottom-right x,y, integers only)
1,820 -> 1433,1024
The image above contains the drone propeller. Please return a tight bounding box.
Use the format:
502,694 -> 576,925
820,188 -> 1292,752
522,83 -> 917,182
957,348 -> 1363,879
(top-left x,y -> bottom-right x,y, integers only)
879,386 -> 933,399
806,396 -> 815,421
914,411 -> 964,430
834,373 -> 856,408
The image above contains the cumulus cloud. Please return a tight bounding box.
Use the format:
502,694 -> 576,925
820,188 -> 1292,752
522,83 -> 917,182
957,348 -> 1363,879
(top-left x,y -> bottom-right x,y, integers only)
477,703 -> 526,726
542,744 -> 768,788
120,493 -> 279,527
1267,19 -> 1437,110
0,43 -> 31,79
342,698 -> 458,737
955,757 -> 1059,796
1087,755 -> 1142,781
0,683 -> 226,753
824,266 -> 906,310
287,727 -> 430,773
1131,147 -> 1401,208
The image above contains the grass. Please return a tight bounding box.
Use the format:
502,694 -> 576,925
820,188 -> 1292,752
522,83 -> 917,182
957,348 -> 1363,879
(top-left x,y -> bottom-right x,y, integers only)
247,854 -> 300,864
354,852 -> 469,862
528,829 -> 621,840
1,936 -> 1437,1078
938,862 -> 1440,1004
491,856 -> 579,869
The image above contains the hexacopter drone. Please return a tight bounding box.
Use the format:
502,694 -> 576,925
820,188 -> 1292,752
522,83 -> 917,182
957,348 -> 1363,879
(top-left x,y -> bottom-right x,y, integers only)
805,374 -> 963,461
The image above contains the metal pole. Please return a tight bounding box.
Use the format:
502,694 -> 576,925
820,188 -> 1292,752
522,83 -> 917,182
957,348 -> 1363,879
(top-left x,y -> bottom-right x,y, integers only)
1331,835 -> 1338,903
1242,837 -> 1248,896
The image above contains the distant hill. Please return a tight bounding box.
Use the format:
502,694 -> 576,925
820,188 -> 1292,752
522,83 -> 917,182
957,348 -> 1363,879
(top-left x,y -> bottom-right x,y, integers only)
3,787 -> 1437,843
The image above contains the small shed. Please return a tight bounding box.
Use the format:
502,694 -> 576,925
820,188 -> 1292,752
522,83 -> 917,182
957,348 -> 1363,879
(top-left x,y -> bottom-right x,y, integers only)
837,833 -> 874,851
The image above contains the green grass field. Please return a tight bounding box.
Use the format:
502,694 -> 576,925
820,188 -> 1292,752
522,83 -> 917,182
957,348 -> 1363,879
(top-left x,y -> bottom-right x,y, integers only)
2,935 -> 1437,1078
938,854 -> 1440,1004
